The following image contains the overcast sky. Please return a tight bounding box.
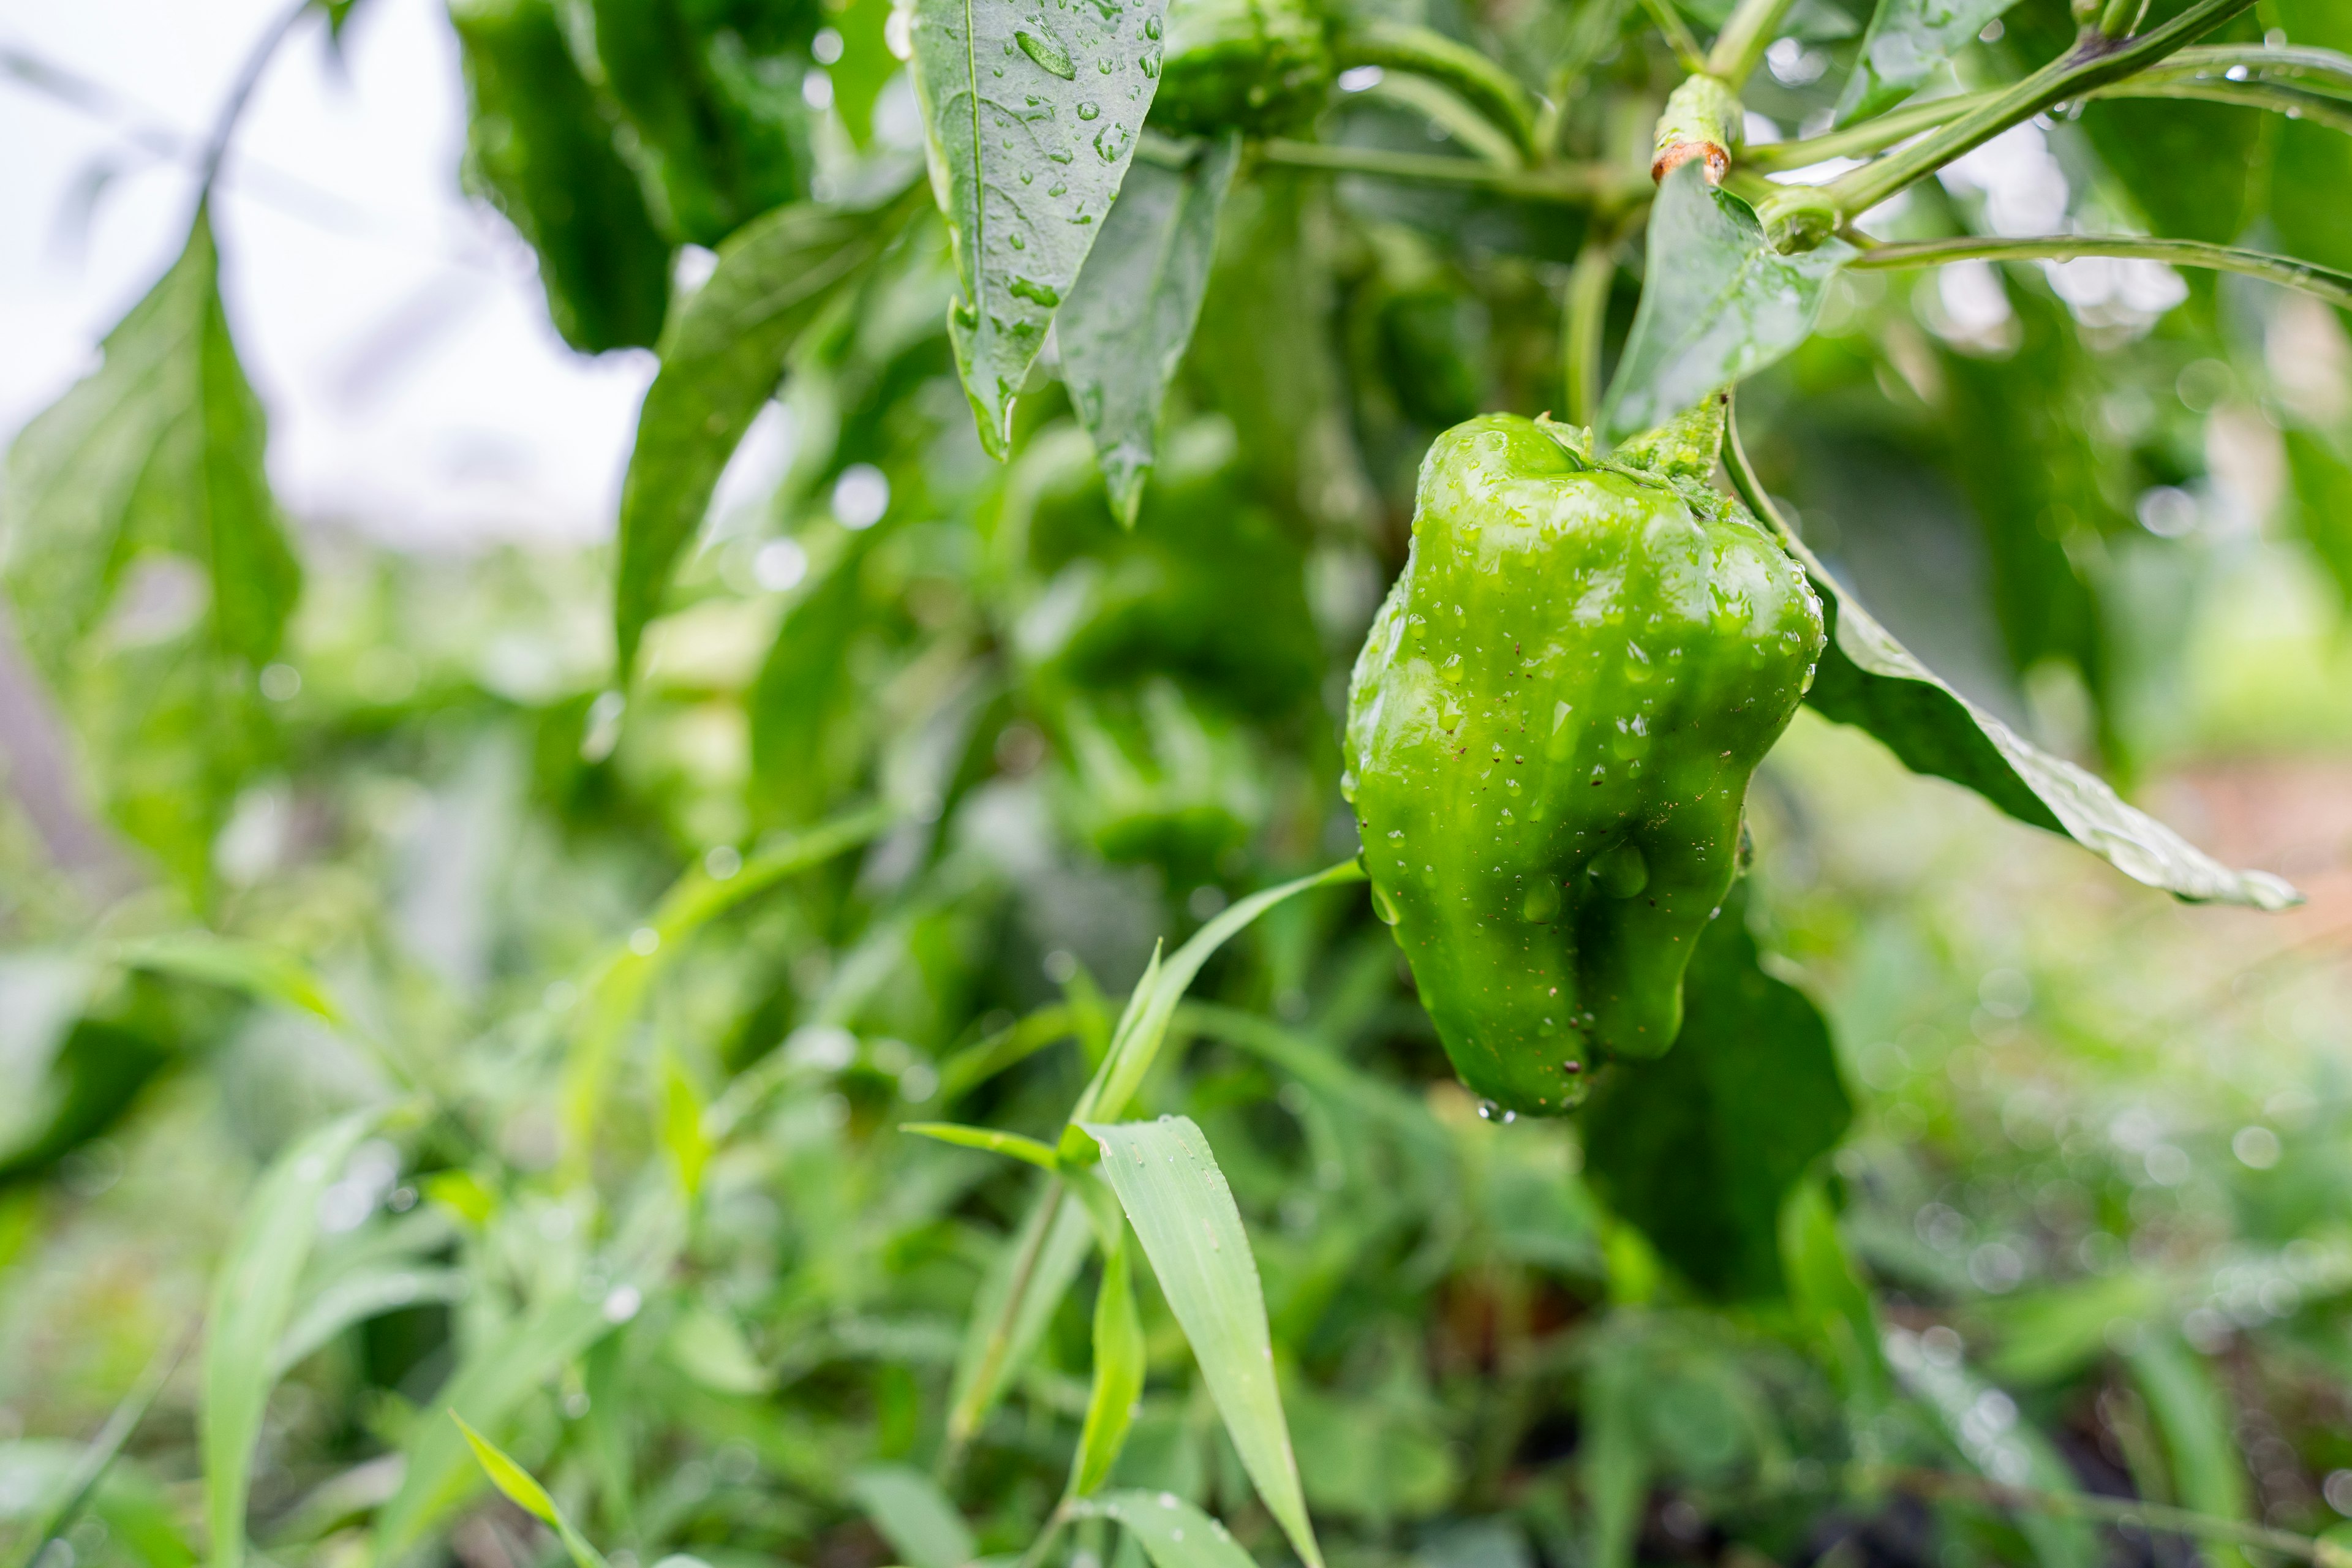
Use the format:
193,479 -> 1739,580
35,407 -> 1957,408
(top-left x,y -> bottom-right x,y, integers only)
1,0 -> 656,547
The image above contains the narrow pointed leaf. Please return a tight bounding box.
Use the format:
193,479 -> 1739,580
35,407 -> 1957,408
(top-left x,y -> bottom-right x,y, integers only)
907,0 -> 1169,455
111,935 -> 347,1030
2122,1335 -> 2252,1568
1060,134 -> 1242,523
612,202 -> 901,683
902,1121 -> 1062,1170
1074,1490 -> 1255,1568
1726,421 -> 2299,908
270,1267 -> 469,1379
452,1414 -> 609,1568
202,1109 -> 380,1568
1083,1117 -> 1322,1568
848,1464 -> 975,1568
1599,164 -> 1851,445
1885,1329 -> 2095,1568
1070,1229 -> 1145,1496
1836,0 -> 2019,126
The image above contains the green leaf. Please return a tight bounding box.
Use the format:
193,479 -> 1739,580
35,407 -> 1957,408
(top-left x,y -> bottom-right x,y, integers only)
562,802 -> 894,1172
581,0 -> 812,247
2121,1334 -> 2252,1568
449,0 -> 673,352
1,206 -> 300,899
0,1018 -> 176,1189
1577,1338 -> 1650,1568
372,1191 -> 683,1561
1580,885 -> 1852,1302
2284,427 -> 2352,611
1070,1226 -> 1145,1496
2272,0 -> 2352,276
110,934 -> 347,1031
1724,417 -> 2301,909
944,1182 -> 1097,1447
1778,1178 -> 1888,1406
1598,164 -> 1852,445
612,201 -> 900,683
1060,133 -> 1242,525
1835,0 -> 2016,126
1072,1490 -> 1256,1568
906,0 -> 1170,455
848,1464 -> 976,1568
451,1413 -> 609,1568
664,1304 -> 772,1395
7,1328 -> 189,1568
1061,859 -> 1365,1159
1082,1117 -> 1323,1568
0,1442 -> 195,1568
1885,1328 -> 2095,1568
270,1267 -> 469,1378
202,1109 -> 380,1568
902,1121 -> 1063,1170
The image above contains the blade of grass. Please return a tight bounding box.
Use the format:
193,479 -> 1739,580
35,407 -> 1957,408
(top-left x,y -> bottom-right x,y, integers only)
1081,1117 -> 1322,1568
451,1414 -> 608,1568
1071,1491 -> 1255,1568
202,1109 -> 381,1568
849,1464 -> 976,1568
9,1322 -> 194,1568
1069,1226 -> 1144,1498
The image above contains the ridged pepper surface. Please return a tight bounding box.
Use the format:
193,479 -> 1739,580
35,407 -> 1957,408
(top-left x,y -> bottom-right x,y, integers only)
1343,404 -> 1823,1114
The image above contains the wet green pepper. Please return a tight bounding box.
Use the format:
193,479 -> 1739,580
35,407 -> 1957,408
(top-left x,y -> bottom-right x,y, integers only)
1147,0 -> 1333,137
450,0 -> 674,352
1342,402 -> 1823,1114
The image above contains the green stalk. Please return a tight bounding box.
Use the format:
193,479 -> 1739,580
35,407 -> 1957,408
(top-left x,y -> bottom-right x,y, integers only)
1706,0 -> 1801,86
1740,91 -> 1989,170
1254,138 -> 1644,208
1639,0 -> 1709,74
1843,233 -> 2352,310
1335,20 -> 1541,161
1562,230 -> 1620,428
1760,0 -> 2260,248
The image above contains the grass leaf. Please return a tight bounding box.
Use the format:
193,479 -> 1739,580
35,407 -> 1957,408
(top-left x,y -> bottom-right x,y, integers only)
202,1109 -> 380,1568
1073,1490 -> 1255,1568
848,1464 -> 975,1568
902,1122 -> 1061,1171
451,1413 -> 609,1568
1070,1224 -> 1144,1497
1082,1117 -> 1322,1568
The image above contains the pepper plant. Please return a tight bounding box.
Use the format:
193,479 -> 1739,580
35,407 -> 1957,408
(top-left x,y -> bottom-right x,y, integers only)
5,0 -> 2352,1565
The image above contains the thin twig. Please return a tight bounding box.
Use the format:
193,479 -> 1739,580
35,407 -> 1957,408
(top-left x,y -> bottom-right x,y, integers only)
1255,138 -> 1642,207
196,0 -> 317,200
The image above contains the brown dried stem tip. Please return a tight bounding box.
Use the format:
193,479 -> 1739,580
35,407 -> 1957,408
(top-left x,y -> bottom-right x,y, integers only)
1651,74 -> 1744,185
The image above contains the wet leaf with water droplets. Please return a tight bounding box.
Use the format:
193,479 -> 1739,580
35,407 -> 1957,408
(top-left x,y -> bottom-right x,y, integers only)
908,0 -> 1170,456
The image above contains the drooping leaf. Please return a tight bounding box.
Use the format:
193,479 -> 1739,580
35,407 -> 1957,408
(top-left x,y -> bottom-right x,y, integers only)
582,0 -> 815,247
848,1464 -> 976,1568
2121,1333 -> 2252,1568
1599,164 -> 1852,445
453,1414 -> 611,1568
202,1109 -> 381,1568
111,933 -> 347,1031
1060,133 -> 1242,524
450,0 -> 673,352
612,200 -> 901,683
905,0 -> 1170,455
1074,1490 -> 1256,1568
1083,1117 -> 1324,1568
1835,0 -> 2018,126
1070,1224 -> 1145,1496
1884,1328 -> 2096,1568
1725,421 -> 2301,908
1580,886 -> 1852,1302
0,206 -> 300,899
271,1267 -> 469,1379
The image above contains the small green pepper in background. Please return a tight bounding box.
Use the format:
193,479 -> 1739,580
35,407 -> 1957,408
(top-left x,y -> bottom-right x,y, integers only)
450,0 -> 674,353
1343,402 -> 1823,1114
1147,0 -> 1334,137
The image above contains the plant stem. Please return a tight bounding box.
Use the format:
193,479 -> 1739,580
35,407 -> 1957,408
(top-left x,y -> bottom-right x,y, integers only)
940,1175 -> 1069,1476
1639,0 -> 1709,74
1562,230 -> 1620,428
1255,138 -> 1643,208
1706,0 -> 1801,86
1744,42 -> 2352,173
1335,20 -> 1541,161
1844,233 -> 2352,310
1783,0 -> 2259,239
197,0 -> 315,199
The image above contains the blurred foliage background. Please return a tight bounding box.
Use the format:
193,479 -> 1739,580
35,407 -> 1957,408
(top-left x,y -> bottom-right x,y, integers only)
4,0 -> 2352,1566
